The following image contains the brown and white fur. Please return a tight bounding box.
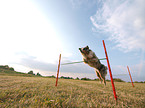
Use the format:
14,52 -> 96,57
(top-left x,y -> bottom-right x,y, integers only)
79,46 -> 107,85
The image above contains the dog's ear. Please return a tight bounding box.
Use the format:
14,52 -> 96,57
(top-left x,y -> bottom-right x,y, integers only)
86,46 -> 89,49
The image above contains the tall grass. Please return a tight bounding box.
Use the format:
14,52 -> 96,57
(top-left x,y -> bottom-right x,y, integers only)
0,76 -> 145,107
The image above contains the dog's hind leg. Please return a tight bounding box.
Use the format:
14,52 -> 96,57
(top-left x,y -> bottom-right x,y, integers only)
100,72 -> 106,85
102,76 -> 106,85
95,69 -> 102,83
99,66 -> 107,86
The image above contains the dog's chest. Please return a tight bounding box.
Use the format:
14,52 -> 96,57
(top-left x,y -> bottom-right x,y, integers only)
82,51 -> 100,68
84,51 -> 94,58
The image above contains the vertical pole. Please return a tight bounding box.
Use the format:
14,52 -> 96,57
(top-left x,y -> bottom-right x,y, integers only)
102,40 -> 117,100
127,66 -> 134,87
55,54 -> 61,87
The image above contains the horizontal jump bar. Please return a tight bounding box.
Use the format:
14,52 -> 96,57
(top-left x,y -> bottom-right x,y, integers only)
61,58 -> 106,65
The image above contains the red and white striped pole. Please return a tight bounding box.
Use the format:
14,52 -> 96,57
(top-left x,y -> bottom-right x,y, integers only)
127,66 -> 134,87
55,54 -> 61,87
102,40 -> 117,100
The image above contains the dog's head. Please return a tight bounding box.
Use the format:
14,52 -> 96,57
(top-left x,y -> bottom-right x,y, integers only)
79,46 -> 91,55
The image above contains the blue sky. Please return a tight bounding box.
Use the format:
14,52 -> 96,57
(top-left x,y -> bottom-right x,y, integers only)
0,0 -> 145,82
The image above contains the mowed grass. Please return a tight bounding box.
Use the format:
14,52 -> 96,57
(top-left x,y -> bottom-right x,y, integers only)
0,76 -> 145,108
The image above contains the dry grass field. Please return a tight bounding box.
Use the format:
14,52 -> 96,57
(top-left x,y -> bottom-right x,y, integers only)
0,75 -> 145,108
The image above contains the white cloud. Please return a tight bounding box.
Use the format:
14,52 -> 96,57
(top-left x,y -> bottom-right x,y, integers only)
0,0 -> 63,65
15,54 -> 96,78
90,0 -> 145,52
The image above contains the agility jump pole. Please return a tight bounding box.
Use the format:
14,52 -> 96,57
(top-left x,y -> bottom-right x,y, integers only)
61,58 -> 106,65
55,54 -> 61,87
127,66 -> 134,87
102,40 -> 117,100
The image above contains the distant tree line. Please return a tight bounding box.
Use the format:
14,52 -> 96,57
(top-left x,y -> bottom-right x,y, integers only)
60,76 -> 74,79
0,65 -> 15,71
113,78 -> 125,82
133,81 -> 145,83
28,70 -> 42,76
80,77 -> 91,80
46,75 -> 56,78
58,76 -> 126,82
1,65 -> 144,83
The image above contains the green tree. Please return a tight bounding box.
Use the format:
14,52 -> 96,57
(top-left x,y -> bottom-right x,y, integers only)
9,67 -> 15,71
75,77 -> 79,80
50,75 -> 56,78
81,77 -> 91,80
28,70 -> 35,75
36,72 -> 42,76
113,78 -> 125,82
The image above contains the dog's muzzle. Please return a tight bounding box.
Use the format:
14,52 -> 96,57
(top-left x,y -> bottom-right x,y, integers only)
79,48 -> 83,52
79,48 -> 83,53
